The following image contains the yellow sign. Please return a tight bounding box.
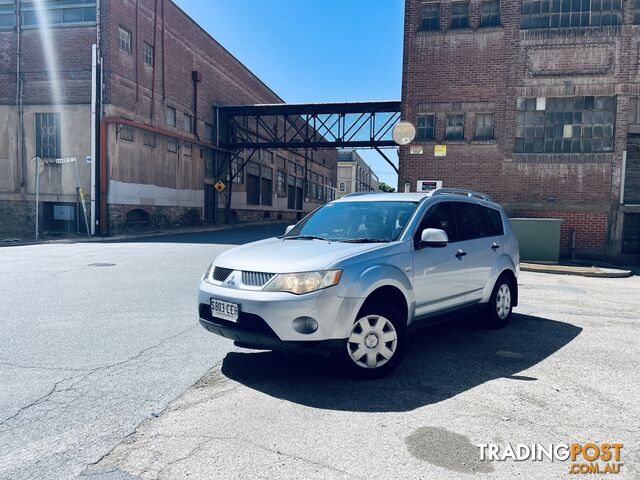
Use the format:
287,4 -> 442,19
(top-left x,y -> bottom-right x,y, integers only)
214,180 -> 226,192
434,145 -> 447,157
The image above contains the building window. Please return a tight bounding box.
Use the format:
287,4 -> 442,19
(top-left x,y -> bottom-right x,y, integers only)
416,114 -> 436,141
480,0 -> 500,27
263,150 -> 274,164
167,137 -> 177,153
166,106 -> 176,127
231,157 -> 244,184
119,124 -> 134,142
339,182 -> 347,192
21,0 -> 96,27
445,114 -> 465,141
118,26 -> 131,54
515,96 -> 616,153
520,0 -> 623,29
420,3 -> 440,31
474,113 -> 495,140
183,113 -> 193,133
629,97 -> 640,125
277,155 -> 286,170
35,113 -> 60,159
276,170 -> 286,194
143,42 -> 153,67
183,142 -> 192,157
246,161 -> 273,206
0,0 -> 15,29
634,0 -> 640,25
143,131 -> 155,147
204,122 -> 214,143
450,2 -> 469,29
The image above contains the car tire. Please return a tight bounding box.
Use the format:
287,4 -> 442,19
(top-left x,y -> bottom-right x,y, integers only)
336,302 -> 407,380
483,275 -> 514,329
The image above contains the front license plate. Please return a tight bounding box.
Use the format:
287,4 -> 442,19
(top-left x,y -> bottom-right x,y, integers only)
210,298 -> 239,322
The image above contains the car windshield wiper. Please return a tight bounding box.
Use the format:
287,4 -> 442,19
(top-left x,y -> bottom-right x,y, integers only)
282,235 -> 329,241
339,238 -> 390,243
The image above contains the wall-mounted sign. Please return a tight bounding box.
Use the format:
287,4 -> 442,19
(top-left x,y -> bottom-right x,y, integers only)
410,145 -> 424,155
214,180 -> 226,192
417,180 -> 443,192
434,145 -> 447,157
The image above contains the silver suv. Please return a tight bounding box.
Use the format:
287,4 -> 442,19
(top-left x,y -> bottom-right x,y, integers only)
198,189 -> 519,378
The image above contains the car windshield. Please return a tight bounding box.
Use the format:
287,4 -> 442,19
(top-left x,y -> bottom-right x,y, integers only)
284,201 -> 418,242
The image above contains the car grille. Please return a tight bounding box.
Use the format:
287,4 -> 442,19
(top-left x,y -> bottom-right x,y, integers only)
212,267 -> 233,282
241,271 -> 275,287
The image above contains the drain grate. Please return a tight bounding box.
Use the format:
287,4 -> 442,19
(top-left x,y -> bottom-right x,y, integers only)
87,262 -> 116,267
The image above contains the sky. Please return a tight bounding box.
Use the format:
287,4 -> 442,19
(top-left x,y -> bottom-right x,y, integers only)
176,0 -> 405,188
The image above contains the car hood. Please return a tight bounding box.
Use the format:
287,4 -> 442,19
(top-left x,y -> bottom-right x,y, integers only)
212,237 -> 386,273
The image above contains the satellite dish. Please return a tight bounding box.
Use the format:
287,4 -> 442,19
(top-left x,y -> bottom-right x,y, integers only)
392,121 -> 416,146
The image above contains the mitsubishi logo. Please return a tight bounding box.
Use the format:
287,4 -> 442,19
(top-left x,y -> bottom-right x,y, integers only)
225,273 -> 236,286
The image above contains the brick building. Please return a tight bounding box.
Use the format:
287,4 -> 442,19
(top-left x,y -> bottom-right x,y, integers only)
0,0 -> 337,238
337,150 -> 380,198
400,0 -> 640,261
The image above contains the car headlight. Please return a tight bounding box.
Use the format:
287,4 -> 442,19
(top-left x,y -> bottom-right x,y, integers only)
202,262 -> 214,283
264,270 -> 342,295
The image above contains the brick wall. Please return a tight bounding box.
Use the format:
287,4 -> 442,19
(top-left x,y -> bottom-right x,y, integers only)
400,0 -> 639,257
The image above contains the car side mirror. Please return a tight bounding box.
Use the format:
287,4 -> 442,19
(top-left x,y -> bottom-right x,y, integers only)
421,228 -> 449,248
285,225 -> 295,235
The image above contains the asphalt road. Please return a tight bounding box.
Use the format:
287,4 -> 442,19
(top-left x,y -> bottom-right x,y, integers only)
1,225 -> 639,479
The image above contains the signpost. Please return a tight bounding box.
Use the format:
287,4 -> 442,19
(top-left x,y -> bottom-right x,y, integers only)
214,180 -> 226,192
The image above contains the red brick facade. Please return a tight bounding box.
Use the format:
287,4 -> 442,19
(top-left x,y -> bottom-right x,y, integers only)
400,0 -> 640,259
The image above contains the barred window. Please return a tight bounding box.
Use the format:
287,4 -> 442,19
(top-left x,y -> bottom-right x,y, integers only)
416,114 -> 435,141
35,113 -> 61,159
520,0 -> 623,29
183,113 -> 193,133
231,157 -> 244,184
451,2 -> 470,29
475,113 -> 495,140
21,0 -> 96,27
421,3 -> 440,31
118,26 -> 131,54
143,42 -> 153,67
480,0 -> 500,27
515,96 -> 616,153
119,125 -> 133,142
166,106 -> 176,127
445,114 -> 465,141
143,131 -> 155,147
0,0 -> 15,29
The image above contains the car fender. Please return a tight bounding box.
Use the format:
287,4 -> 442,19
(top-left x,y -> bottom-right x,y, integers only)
480,253 -> 518,303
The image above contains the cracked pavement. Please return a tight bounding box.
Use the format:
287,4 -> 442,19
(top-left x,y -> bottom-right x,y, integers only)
1,225 -> 639,479
0,224 -> 285,480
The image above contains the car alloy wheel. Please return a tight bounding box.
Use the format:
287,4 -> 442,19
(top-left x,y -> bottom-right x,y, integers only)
347,315 -> 398,369
496,284 -> 511,320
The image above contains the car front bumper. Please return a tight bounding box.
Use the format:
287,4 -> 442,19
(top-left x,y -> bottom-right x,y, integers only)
197,280 -> 360,349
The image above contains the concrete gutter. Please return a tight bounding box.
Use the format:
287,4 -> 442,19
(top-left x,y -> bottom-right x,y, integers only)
521,262 -> 633,278
0,221 -> 288,247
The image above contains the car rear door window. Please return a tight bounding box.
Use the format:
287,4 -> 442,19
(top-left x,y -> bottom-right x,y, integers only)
415,202 -> 459,246
453,202 -> 496,240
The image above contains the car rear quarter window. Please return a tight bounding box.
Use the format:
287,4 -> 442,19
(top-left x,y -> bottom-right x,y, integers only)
453,202 -> 496,240
487,208 -> 504,236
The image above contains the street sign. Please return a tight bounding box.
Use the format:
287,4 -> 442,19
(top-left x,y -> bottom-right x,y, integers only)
214,180 -> 226,192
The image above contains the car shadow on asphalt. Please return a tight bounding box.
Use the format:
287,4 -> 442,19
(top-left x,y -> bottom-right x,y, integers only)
220,313 -> 582,412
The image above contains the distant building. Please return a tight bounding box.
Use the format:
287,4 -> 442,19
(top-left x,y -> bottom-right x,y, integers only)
0,0 -> 337,238
337,150 -> 379,198
400,0 -> 640,261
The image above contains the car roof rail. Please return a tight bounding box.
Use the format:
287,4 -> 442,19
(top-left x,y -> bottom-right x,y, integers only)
429,188 -> 493,202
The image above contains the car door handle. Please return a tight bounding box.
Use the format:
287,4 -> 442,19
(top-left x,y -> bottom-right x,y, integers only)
491,243 -> 500,251
455,249 -> 467,259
